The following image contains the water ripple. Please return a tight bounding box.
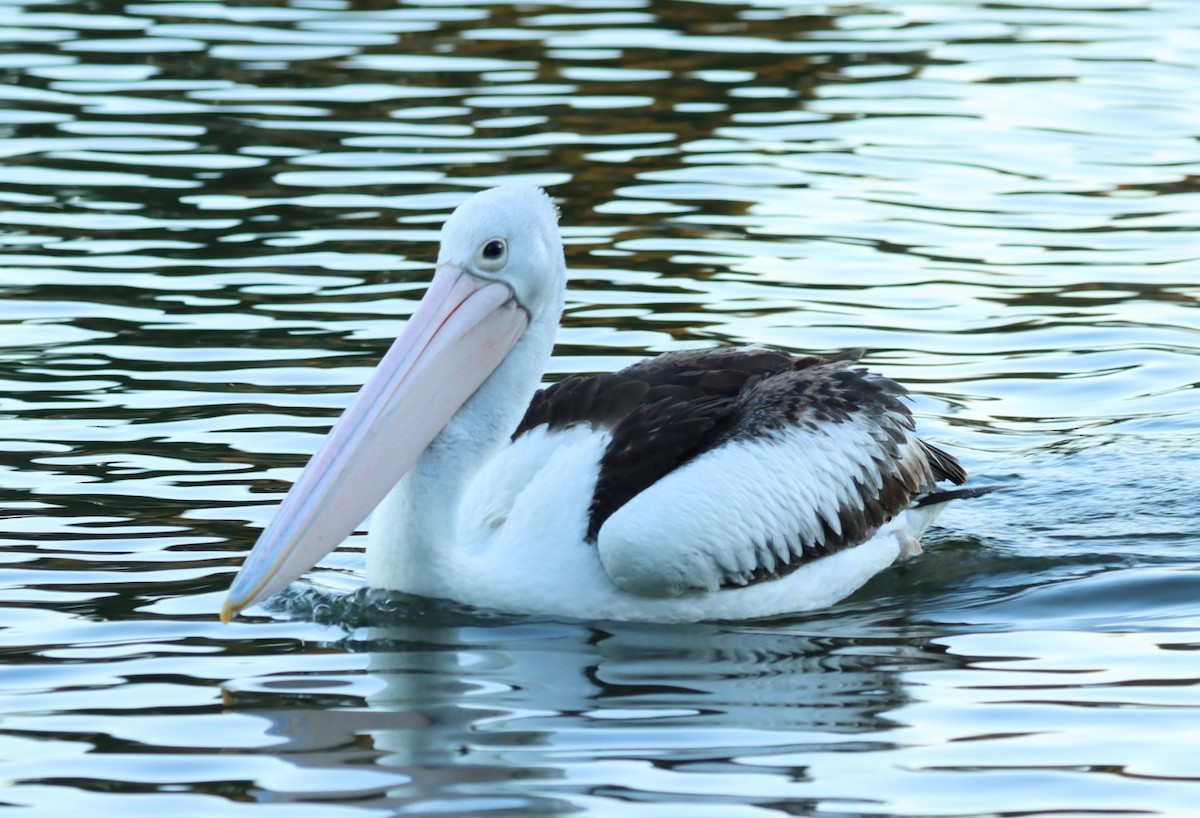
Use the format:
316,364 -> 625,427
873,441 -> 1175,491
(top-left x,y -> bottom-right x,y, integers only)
2,0 -> 1199,816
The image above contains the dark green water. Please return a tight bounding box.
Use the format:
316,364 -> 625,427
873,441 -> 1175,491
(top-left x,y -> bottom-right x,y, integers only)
2,0 -> 1199,815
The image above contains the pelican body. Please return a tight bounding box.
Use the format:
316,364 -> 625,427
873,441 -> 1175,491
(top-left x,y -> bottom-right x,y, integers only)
223,186 -> 985,623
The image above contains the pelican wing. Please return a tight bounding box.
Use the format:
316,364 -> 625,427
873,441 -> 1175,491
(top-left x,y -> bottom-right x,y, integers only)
516,350 -> 965,598
515,347 -> 801,537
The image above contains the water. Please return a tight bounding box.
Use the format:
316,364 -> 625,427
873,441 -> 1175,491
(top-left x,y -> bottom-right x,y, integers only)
2,0 -> 1199,815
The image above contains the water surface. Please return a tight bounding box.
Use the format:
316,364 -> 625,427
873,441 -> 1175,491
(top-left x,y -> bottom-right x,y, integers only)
2,0 -> 1200,816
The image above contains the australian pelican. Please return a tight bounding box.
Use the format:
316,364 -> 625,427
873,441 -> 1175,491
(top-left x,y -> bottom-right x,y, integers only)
223,185 -> 990,623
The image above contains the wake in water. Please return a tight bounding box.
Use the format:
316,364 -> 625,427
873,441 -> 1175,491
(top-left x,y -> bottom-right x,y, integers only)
263,584 -> 522,628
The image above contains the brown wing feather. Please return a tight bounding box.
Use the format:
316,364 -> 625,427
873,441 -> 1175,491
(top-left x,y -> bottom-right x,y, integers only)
512,346 -> 799,438
695,361 -> 941,589
512,347 -> 969,573
588,394 -> 737,541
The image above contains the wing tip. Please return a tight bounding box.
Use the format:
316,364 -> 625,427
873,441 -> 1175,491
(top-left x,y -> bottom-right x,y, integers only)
921,440 -> 968,485
913,484 -> 1005,507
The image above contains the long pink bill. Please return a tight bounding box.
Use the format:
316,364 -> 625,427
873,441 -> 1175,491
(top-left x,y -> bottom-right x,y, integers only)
222,266 -> 529,621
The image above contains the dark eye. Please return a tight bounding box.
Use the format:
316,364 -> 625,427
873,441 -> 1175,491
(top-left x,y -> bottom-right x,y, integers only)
476,237 -> 508,271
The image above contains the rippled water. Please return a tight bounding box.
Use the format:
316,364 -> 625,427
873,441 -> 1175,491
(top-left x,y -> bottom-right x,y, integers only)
3,0 -> 1200,815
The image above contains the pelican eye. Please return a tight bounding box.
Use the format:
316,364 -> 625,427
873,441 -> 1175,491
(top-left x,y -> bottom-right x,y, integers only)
476,237 -> 508,272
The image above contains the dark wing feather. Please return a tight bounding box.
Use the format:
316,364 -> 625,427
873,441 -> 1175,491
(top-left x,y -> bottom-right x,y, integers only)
516,347 -> 814,539
920,439 -> 967,485
588,394 -> 737,541
702,361 -> 943,589
512,346 -> 798,439
513,347 -> 971,587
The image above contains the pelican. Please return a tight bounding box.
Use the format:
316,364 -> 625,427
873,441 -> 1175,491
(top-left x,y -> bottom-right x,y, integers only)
223,185 -> 990,623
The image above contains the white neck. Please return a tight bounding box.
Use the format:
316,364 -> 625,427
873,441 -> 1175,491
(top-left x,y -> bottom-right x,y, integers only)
366,290 -> 563,592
